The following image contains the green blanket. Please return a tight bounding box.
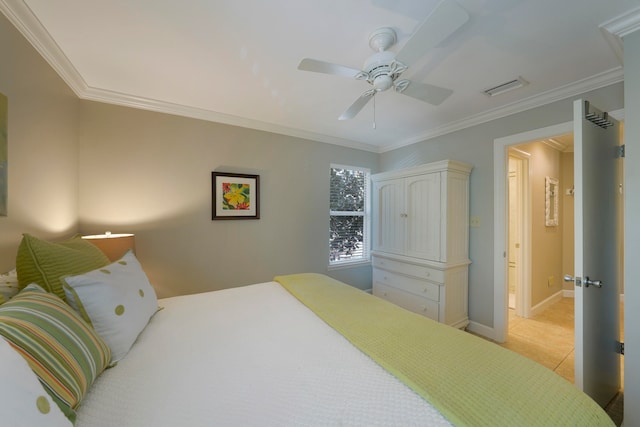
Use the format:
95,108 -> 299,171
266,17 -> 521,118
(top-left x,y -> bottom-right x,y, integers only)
274,273 -> 613,427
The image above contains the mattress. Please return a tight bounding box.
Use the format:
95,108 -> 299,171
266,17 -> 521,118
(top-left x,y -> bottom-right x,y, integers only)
75,281 -> 453,426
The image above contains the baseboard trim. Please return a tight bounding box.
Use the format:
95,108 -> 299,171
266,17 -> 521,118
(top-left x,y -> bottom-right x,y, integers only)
529,291 -> 563,317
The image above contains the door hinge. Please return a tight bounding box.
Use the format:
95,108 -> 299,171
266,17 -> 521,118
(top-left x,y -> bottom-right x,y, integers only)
616,145 -> 625,158
616,341 -> 624,355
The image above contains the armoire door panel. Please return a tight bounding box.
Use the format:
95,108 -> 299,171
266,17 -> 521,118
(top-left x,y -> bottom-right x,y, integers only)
372,178 -> 405,254
405,173 -> 441,260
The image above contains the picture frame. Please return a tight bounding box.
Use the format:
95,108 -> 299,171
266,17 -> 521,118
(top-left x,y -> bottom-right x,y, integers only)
545,176 -> 559,226
212,172 -> 260,220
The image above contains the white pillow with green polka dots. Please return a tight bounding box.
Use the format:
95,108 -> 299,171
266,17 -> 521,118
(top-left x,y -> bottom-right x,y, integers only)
62,250 -> 159,363
0,336 -> 72,426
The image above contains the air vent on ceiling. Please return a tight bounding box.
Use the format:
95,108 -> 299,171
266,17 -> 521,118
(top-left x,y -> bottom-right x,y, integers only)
483,77 -> 528,97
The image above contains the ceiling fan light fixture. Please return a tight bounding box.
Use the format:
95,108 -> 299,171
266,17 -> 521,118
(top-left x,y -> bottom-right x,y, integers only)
373,75 -> 393,91
483,77 -> 529,97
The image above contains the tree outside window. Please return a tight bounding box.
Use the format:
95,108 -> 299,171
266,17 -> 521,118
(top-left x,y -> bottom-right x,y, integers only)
329,165 -> 370,265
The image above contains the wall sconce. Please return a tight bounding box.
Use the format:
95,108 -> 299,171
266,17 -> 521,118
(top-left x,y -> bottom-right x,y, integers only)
82,231 -> 136,262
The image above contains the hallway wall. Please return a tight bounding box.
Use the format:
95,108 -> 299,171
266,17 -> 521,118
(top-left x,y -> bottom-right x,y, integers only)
514,141 -> 565,307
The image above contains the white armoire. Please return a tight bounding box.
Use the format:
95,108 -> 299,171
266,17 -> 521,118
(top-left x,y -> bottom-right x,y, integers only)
371,160 -> 472,328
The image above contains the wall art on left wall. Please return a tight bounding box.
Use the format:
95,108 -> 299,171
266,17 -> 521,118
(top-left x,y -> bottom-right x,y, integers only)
0,92 -> 7,216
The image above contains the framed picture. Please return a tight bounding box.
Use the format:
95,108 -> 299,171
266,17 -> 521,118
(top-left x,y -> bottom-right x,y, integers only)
212,172 -> 260,220
545,176 -> 559,226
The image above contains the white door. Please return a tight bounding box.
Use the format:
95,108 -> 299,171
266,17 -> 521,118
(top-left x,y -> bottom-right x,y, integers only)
572,99 -> 621,407
507,157 -> 521,312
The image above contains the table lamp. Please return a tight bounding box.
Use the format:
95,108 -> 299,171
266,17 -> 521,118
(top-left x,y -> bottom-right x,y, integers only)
82,231 -> 136,261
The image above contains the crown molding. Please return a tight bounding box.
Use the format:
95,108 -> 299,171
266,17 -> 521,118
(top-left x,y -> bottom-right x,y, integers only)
0,0 -> 627,155
81,86 -> 380,153
381,67 -> 624,153
0,0 -> 381,153
0,0 -> 88,95
599,6 -> 640,64
541,138 -> 569,152
602,6 -> 640,38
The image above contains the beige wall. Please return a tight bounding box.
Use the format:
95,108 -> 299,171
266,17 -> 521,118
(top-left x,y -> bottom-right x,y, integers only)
0,13 -> 80,271
516,141 -> 564,306
77,101 -> 378,297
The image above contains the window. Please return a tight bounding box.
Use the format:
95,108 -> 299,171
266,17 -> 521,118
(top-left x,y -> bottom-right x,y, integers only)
329,164 -> 370,266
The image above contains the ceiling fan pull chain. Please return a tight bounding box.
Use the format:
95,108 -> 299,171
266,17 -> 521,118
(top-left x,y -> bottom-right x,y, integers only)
373,94 -> 377,129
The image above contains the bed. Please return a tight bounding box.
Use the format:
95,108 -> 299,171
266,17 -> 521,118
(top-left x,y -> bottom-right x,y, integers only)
0,234 -> 614,426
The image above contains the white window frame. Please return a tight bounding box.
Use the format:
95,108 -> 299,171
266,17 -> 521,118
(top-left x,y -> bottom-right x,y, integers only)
328,164 -> 371,269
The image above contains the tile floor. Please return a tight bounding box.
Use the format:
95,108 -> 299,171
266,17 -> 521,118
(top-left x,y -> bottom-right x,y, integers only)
499,297 -> 625,425
500,297 -> 624,385
501,297 -> 576,382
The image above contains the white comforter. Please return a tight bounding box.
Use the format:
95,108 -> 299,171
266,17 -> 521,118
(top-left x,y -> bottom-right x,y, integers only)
76,281 -> 452,426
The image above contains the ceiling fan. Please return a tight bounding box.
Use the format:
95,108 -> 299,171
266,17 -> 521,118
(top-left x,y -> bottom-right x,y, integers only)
297,0 -> 469,121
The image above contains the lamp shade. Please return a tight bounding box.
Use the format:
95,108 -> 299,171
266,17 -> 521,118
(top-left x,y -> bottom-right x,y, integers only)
82,232 -> 135,262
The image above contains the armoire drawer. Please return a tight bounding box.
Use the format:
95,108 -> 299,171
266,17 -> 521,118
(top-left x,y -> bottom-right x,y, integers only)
373,282 -> 439,322
373,268 -> 440,302
372,256 -> 444,283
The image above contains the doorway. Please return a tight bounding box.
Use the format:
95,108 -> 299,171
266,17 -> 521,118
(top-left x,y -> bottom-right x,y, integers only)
507,136 -> 574,322
507,149 -> 530,318
504,137 -> 576,380
493,121 -> 573,343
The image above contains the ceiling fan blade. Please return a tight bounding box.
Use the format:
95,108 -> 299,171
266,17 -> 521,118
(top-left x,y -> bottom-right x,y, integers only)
339,91 -> 375,120
298,58 -> 362,78
397,80 -> 453,105
395,0 -> 469,67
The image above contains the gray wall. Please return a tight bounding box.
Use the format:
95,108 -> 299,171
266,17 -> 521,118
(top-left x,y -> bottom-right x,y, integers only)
380,83 -> 624,328
77,101 -> 378,297
0,13 -> 80,271
623,29 -> 640,427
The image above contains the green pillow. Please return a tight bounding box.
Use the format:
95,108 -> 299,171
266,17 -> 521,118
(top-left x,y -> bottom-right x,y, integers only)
0,283 -> 111,422
16,234 -> 110,302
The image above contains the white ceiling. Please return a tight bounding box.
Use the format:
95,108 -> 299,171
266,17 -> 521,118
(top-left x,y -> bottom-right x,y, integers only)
2,0 -> 640,152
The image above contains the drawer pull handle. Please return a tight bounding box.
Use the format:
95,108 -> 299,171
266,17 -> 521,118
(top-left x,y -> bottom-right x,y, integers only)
384,276 -> 388,281
425,272 -> 430,277
383,292 -> 388,297
421,306 -> 428,312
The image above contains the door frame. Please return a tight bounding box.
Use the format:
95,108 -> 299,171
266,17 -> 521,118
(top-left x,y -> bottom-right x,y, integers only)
507,148 -> 531,318
493,110 -> 623,343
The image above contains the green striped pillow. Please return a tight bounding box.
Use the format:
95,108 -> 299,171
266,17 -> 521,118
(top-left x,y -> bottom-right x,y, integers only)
0,283 -> 111,422
16,234 -> 111,302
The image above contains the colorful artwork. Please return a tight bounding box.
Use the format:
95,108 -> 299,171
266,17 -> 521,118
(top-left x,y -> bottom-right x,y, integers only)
212,172 -> 260,220
0,92 -> 7,216
222,182 -> 251,210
